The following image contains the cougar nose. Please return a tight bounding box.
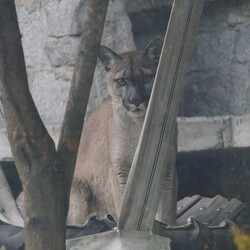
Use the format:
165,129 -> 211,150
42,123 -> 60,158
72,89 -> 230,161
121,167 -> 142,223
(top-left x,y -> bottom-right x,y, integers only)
129,96 -> 144,107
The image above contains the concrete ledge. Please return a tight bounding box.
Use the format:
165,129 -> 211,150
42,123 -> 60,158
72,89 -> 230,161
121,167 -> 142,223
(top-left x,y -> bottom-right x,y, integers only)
1,115 -> 250,160
178,115 -> 250,152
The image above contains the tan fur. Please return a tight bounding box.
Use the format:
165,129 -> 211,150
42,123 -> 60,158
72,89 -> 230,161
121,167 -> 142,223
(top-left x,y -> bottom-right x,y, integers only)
67,39 -> 178,225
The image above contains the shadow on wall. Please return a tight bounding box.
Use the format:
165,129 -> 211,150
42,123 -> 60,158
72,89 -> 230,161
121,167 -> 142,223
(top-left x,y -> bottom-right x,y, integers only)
128,0 -> 250,117
128,1 -> 250,207
177,148 -> 250,207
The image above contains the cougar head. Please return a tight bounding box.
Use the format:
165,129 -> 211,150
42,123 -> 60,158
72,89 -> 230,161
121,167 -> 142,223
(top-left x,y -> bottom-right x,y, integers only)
99,38 -> 163,117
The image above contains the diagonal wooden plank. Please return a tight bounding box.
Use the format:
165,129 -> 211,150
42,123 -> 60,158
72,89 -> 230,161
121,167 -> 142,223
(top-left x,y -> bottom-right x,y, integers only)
210,198 -> 245,226
194,195 -> 229,225
176,195 -> 202,218
176,197 -> 212,225
118,0 -> 204,231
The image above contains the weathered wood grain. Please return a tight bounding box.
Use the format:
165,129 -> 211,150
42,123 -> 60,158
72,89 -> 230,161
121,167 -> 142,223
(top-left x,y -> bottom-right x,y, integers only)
118,0 -> 204,231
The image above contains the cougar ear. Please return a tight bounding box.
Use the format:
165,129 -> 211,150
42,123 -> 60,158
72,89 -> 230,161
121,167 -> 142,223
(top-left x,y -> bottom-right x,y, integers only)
99,46 -> 122,71
143,38 -> 163,66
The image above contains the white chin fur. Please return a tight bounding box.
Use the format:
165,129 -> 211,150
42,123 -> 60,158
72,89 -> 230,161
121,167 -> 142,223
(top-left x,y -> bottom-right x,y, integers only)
127,103 -> 147,117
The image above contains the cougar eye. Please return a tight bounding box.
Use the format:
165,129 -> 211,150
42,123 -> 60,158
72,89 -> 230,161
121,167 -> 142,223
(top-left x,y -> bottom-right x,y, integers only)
116,78 -> 126,86
144,75 -> 153,82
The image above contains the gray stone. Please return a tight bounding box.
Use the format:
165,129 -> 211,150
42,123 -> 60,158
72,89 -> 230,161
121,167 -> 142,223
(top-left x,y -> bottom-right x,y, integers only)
45,0 -> 86,37
232,115 -> 250,147
190,29 -> 236,71
181,70 -> 226,117
177,115 -> 250,152
15,6 -> 46,68
235,25 -> 250,63
177,116 -> 225,152
228,11 -> 246,27
29,70 -> 71,125
101,1 -> 135,52
181,63 -> 250,117
15,0 -> 41,12
46,36 -> 80,67
11,0 -> 250,126
124,0 -> 213,13
237,1 -> 250,18
14,0 -> 135,126
180,0 -> 250,117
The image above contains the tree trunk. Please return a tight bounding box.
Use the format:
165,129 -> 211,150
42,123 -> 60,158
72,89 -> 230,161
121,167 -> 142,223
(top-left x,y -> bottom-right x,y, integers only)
0,0 -> 109,249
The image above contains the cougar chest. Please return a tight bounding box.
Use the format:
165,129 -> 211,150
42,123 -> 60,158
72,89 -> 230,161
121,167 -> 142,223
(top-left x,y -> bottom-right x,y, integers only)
109,109 -> 143,169
69,38 -> 164,222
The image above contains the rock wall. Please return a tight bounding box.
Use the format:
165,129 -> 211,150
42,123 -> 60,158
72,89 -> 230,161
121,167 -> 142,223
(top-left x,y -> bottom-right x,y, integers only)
0,0 -> 135,128
129,0 -> 250,117
1,0 -> 250,206
181,0 -> 250,117
1,0 -> 250,128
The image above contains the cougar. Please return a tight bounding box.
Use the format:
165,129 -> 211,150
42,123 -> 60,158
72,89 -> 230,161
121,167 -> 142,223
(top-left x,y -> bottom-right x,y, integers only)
67,38 -> 178,226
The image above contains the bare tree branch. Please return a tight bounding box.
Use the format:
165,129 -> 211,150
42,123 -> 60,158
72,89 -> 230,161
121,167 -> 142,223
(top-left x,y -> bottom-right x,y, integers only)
57,0 -> 110,205
0,1 -> 64,249
0,0 -> 109,249
0,0 -> 55,179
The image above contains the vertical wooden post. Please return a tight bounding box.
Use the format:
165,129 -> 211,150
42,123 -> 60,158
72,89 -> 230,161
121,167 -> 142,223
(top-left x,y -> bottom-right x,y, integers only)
118,0 -> 204,231
0,0 -> 109,249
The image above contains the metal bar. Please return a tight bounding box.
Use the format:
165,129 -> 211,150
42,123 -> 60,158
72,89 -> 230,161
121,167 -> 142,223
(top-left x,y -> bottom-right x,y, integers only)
118,0 -> 204,231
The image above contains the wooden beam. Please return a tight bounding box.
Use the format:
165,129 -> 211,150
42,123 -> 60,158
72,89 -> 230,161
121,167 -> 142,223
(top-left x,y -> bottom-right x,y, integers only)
118,0 -> 204,231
